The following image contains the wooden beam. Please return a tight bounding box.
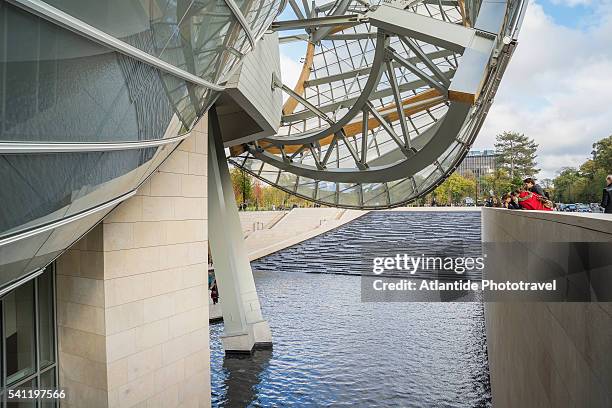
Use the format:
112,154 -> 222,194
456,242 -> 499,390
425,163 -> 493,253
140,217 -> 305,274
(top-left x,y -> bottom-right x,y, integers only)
458,0 -> 471,27
282,42 -> 315,116
262,89 -> 444,154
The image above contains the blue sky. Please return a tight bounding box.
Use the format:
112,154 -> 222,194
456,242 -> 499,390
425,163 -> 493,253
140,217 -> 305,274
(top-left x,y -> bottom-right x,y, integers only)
277,1 -> 612,179
540,0 -> 593,27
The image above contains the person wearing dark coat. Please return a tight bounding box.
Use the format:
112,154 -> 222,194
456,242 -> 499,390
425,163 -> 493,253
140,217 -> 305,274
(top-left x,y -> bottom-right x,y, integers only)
210,281 -> 219,304
523,177 -> 545,197
508,192 -> 521,209
601,175 -> 612,214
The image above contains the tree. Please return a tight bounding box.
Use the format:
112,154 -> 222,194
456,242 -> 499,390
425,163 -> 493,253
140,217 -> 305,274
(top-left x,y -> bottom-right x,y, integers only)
553,167 -> 582,203
494,132 -> 539,179
253,180 -> 263,209
540,178 -> 554,199
540,178 -> 553,190
551,135 -> 612,204
480,169 -> 515,197
229,167 -> 253,209
554,136 -> 612,203
592,135 -> 612,171
433,173 -> 476,205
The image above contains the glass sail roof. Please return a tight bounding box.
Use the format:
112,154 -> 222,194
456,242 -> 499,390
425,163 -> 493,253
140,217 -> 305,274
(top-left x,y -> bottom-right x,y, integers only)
228,0 -> 527,208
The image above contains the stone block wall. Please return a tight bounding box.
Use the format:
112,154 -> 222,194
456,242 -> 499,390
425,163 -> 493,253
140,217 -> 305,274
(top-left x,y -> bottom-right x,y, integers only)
56,116 -> 210,407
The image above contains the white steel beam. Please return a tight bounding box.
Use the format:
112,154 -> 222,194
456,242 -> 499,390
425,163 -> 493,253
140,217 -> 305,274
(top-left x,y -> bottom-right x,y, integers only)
369,4 -> 476,53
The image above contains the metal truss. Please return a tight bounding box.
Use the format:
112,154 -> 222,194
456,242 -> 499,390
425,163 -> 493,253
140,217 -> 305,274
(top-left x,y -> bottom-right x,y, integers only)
228,0 -> 527,208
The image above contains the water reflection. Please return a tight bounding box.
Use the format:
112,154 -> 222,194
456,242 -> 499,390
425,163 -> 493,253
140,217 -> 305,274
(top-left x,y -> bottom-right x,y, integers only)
210,212 -> 491,407
210,272 -> 491,407
220,349 -> 273,407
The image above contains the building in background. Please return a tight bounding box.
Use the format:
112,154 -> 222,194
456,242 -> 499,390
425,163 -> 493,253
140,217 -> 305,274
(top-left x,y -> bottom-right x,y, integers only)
456,149 -> 497,197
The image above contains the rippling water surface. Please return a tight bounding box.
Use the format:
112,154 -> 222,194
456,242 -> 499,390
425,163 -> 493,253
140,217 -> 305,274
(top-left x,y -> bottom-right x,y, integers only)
210,211 -> 490,407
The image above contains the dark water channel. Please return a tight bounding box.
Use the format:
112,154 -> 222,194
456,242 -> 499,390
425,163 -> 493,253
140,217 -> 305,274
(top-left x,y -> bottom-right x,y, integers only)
210,211 -> 491,407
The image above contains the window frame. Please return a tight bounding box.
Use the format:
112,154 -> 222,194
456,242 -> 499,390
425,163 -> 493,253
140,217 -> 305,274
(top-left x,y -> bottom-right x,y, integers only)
0,263 -> 58,408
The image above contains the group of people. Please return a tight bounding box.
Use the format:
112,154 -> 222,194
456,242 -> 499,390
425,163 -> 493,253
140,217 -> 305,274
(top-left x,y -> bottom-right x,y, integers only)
486,178 -> 555,211
486,175 -> 612,213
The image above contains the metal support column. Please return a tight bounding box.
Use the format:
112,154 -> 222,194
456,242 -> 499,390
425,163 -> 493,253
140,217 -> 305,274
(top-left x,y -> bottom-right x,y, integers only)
208,107 -> 272,353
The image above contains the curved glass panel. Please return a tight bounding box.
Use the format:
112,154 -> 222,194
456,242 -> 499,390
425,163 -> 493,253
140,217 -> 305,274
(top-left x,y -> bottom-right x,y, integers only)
42,0 -> 281,84
0,147 -> 158,236
0,231 -> 51,297
0,4 -> 203,143
228,0 -> 524,208
0,0 -> 284,289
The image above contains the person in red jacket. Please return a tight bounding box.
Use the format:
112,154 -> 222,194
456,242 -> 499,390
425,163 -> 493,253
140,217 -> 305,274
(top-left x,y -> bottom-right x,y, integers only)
517,190 -> 553,211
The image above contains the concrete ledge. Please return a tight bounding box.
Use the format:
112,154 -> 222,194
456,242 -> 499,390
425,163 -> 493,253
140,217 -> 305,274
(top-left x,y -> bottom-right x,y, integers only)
221,320 -> 272,355
209,303 -> 223,322
483,208 -> 612,241
482,208 -> 612,408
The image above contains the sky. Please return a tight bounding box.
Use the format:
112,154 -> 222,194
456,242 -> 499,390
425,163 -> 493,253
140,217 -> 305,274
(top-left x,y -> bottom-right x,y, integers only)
277,0 -> 612,179
476,0 -> 612,179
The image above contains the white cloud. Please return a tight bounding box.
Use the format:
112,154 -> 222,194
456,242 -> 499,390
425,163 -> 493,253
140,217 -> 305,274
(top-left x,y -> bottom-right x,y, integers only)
476,1 -> 612,178
279,50 -> 305,102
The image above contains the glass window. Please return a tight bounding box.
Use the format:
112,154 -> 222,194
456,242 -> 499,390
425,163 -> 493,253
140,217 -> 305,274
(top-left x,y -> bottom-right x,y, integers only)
3,282 -> 36,385
6,377 -> 37,408
38,273 -> 55,369
1,264 -> 58,404
40,368 -> 56,408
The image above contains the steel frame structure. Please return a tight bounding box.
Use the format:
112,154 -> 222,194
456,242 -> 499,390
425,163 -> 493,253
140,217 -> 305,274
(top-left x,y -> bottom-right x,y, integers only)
228,0 -> 528,208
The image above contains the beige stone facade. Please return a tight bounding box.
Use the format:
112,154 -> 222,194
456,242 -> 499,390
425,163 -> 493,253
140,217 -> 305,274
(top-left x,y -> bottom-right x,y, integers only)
56,117 -> 210,407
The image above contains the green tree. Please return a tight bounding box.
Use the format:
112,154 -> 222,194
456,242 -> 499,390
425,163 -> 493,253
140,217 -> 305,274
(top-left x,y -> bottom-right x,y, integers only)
480,169 -> 515,197
433,173 -> 476,205
229,167 -> 253,209
592,135 -> 612,171
553,168 -> 582,203
552,135 -> 612,204
494,131 -> 539,179
540,178 -> 554,190
540,178 -> 555,199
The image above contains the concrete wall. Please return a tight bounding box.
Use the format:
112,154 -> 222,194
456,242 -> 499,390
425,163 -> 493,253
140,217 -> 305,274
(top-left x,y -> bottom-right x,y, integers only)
239,211 -> 288,235
482,208 -> 611,408
56,117 -> 210,407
